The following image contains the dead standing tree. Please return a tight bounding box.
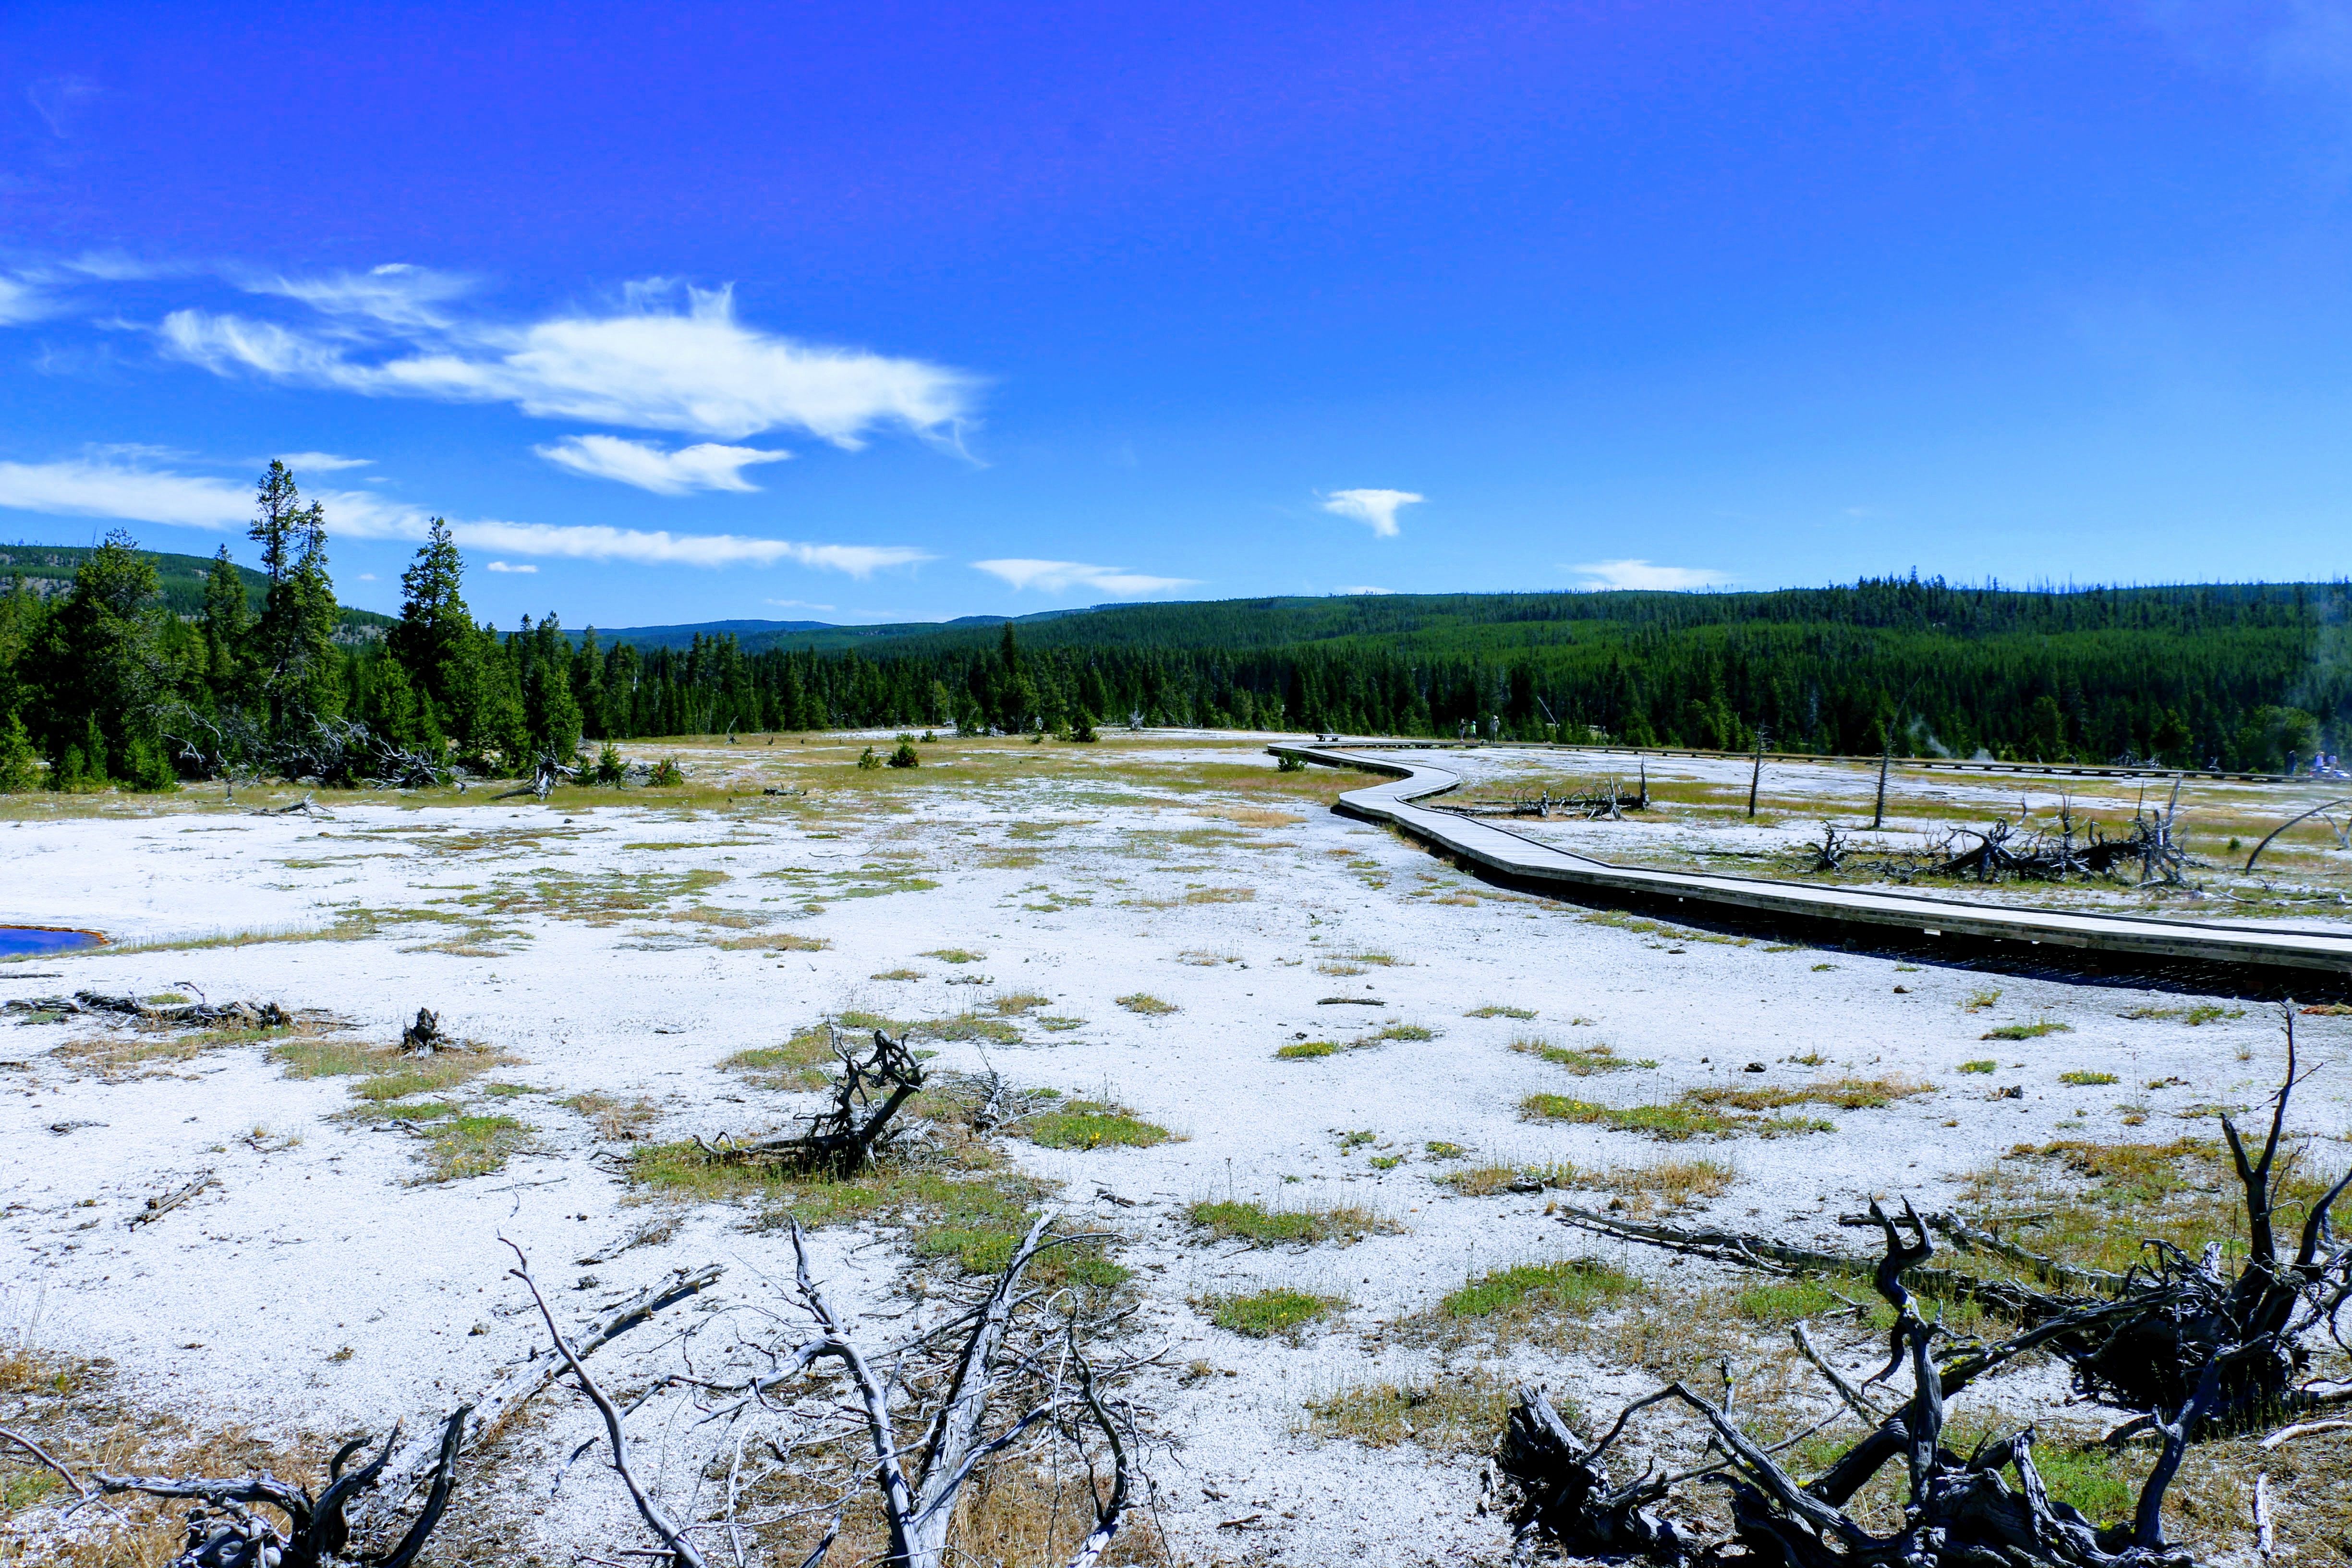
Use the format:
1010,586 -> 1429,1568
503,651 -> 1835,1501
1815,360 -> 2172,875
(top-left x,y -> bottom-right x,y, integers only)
1497,1203 -> 2228,1568
693,1028 -> 929,1177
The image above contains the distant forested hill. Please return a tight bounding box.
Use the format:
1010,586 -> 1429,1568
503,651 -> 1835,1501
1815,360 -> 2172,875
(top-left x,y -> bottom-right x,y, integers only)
0,543 -> 393,635
565,578 -> 2351,770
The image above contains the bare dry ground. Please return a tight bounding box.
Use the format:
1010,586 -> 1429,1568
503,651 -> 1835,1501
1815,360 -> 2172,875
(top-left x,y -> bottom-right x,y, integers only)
4,732 -> 2348,1566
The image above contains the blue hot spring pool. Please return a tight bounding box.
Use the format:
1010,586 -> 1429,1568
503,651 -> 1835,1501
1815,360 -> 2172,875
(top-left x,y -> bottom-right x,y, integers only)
0,926 -> 103,958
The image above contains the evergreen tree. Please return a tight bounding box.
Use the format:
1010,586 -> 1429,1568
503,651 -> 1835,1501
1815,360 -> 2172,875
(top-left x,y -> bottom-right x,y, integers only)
41,528 -> 166,782
246,462 -> 342,737
200,545 -> 250,701
0,711 -> 38,791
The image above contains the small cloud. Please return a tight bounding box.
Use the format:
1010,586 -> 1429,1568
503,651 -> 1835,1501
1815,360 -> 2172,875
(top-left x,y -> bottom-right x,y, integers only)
536,433 -> 792,494
354,572 -> 378,582
764,598 -> 836,612
970,558 -> 1195,598
1333,584 -> 1395,595
274,450 -> 373,473
1570,559 -> 1734,592
485,560 -> 538,573
1319,487 -> 1423,537
28,75 -> 99,138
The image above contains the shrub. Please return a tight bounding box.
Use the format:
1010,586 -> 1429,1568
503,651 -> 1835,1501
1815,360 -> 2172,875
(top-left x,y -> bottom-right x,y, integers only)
1276,753 -> 1308,773
647,756 -> 685,787
1066,710 -> 1099,743
856,746 -> 883,770
592,742 -> 627,785
887,736 -> 920,768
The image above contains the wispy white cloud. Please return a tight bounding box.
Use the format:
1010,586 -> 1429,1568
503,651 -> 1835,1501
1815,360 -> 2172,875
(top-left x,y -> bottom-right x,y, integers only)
0,454 -> 932,574
1569,558 -> 1734,591
764,599 -> 837,612
485,560 -> 537,573
245,263 -> 473,331
154,277 -> 977,446
536,433 -> 792,494
0,274 -> 56,326
273,450 -> 373,473
1319,487 -> 1423,537
970,558 -> 1195,598
0,456 -> 251,527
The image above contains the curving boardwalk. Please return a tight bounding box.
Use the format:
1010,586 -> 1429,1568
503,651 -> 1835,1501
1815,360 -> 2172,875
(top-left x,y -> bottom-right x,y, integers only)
1273,743 -> 2352,984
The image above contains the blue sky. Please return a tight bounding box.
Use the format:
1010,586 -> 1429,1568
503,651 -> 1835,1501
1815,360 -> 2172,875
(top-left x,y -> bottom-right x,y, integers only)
3,1 -> 2351,627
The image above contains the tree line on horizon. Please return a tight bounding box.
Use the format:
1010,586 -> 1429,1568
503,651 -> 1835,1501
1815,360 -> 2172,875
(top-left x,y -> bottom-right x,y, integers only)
0,463 -> 2345,791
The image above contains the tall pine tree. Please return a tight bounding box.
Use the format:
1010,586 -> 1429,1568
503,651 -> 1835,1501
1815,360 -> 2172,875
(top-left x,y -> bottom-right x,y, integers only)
246,462 -> 342,739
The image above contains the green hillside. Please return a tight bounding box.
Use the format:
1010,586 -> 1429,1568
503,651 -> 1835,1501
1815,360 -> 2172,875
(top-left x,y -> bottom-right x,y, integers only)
0,543 -> 393,634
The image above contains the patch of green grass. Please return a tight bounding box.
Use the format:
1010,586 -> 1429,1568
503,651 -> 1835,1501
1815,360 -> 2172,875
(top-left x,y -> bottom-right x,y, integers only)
991,991 -> 1052,1016
417,1114 -> 532,1181
1306,1372 -> 1517,1454
1424,1141 -> 1469,1159
1035,1014 -> 1086,1032
1958,1059 -> 1998,1074
1373,1022 -> 1434,1042
2121,1003 -> 2243,1025
1185,1198 -> 1400,1247
354,1097 -> 459,1122
2026,1443 -> 2139,1528
1205,1287 -> 1343,1339
924,948 -> 985,963
1513,1035 -> 1627,1075
1519,1094 -> 1832,1141
1442,1258 -> 1637,1320
723,1027 -> 838,1089
2058,1070 -> 2120,1086
1115,993 -> 1176,1015
714,929 -> 831,953
1963,987 -> 2003,1013
871,968 -> 925,981
1983,1019 -> 2072,1041
1731,1277 -> 1890,1329
1276,1040 -> 1339,1059
1682,1075 -> 1932,1112
1020,1100 -> 1171,1150
1465,1004 -> 1538,1020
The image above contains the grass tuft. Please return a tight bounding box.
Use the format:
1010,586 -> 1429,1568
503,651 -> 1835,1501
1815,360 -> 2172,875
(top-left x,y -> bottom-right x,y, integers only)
1465,1004 -> 1538,1020
1019,1100 -> 1171,1151
1982,1019 -> 2072,1041
1115,993 -> 1177,1015
1185,1198 -> 1400,1247
1203,1287 -> 1344,1340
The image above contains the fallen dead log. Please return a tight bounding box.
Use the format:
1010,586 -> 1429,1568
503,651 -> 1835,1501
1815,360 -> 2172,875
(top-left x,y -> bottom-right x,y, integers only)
1499,1203 -> 2224,1568
126,1173 -> 217,1230
1557,1009 -> 2351,1436
95,1406 -> 467,1568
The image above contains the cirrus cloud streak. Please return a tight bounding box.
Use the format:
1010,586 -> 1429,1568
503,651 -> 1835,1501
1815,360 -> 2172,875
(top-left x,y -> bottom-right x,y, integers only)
0,455 -> 929,575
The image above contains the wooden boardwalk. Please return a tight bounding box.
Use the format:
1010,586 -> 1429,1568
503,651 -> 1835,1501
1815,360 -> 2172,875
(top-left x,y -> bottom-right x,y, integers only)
1274,743 -> 2352,984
